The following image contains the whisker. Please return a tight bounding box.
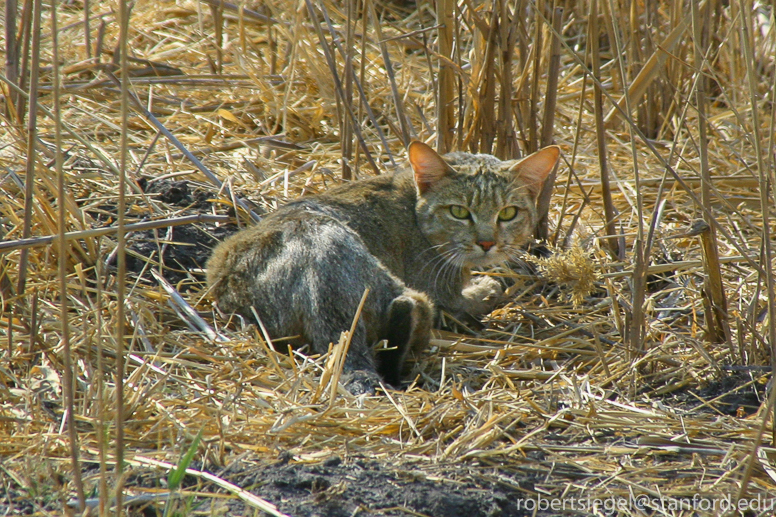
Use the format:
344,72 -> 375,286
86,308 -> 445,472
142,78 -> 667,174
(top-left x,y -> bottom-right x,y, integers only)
422,245 -> 465,299
419,246 -> 453,278
431,248 -> 458,291
502,247 -> 534,272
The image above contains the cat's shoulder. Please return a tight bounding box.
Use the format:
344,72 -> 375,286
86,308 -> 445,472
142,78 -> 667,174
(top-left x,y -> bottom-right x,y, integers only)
258,169 -> 414,227
315,168 -> 415,201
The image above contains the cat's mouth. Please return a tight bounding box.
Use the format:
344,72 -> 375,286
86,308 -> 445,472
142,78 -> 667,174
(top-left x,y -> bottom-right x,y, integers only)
465,247 -> 507,268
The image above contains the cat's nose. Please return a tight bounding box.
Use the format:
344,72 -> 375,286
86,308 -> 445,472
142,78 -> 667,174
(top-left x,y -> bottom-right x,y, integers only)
478,240 -> 496,252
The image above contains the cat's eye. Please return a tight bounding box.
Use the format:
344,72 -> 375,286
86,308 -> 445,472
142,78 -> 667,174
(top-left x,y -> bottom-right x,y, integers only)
498,206 -> 518,221
449,205 -> 471,219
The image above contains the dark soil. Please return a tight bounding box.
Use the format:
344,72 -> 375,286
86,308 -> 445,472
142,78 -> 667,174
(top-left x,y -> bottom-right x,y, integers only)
123,222 -> 236,286
0,452 -> 579,517
664,371 -> 767,417
104,178 -> 240,286
137,177 -> 214,210
104,455 -> 560,517
223,457 -> 530,517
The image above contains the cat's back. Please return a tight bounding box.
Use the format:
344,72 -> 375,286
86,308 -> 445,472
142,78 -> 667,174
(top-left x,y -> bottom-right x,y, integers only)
207,169 -> 420,297
286,170 -> 421,270
294,169 -> 416,220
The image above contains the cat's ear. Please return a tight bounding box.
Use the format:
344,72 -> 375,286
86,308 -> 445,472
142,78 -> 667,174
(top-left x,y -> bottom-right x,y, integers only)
408,141 -> 452,194
510,145 -> 560,198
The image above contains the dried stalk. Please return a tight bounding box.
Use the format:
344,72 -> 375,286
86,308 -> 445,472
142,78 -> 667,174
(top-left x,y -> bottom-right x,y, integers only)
328,288 -> 370,408
527,0 -> 542,153
539,6 -> 561,149
0,214 -> 230,253
16,0 -> 42,299
436,0 -> 455,153
340,0 -> 355,180
535,5 -> 562,241
52,3 -> 85,510
606,0 -> 647,355
209,2 -> 224,74
198,0 -> 278,25
318,0 -> 395,167
84,0 -> 91,59
4,0 -> 20,122
104,73 -> 261,223
367,0 -> 412,147
115,0 -> 130,511
478,7 -> 498,154
603,4 -> 699,126
17,0 -> 33,118
589,0 -> 619,258
693,0 -> 732,349
305,0 -> 381,174
494,0 -> 518,159
94,255 -> 108,517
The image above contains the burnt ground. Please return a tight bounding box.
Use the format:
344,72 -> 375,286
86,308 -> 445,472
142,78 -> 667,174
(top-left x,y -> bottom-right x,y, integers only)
4,457 -> 546,517
245,458 -> 563,517
665,370 -> 767,418
123,222 -> 236,286
102,455 -> 560,517
100,178 -> 241,286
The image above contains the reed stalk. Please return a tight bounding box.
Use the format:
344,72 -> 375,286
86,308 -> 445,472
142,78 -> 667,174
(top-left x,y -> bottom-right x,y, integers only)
535,5 -> 562,241
693,0 -> 733,350
16,0 -> 42,300
495,0 -> 518,159
4,0 -> 20,122
589,0 -> 619,259
340,0 -> 355,180
527,0 -> 542,153
436,0 -> 455,153
367,0 -> 412,147
115,0 -> 130,513
52,2 -> 85,509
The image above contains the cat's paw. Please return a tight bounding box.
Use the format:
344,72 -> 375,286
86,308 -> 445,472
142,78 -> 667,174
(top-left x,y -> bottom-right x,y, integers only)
461,275 -> 504,317
342,369 -> 383,396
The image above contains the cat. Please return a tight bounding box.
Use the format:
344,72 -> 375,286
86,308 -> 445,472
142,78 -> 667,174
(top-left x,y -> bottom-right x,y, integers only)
206,141 -> 560,393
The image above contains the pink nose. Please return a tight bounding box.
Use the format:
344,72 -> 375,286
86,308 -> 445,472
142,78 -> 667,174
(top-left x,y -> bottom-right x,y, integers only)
478,241 -> 495,251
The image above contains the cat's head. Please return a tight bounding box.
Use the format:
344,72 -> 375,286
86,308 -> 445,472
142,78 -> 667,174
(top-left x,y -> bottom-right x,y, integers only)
409,141 -> 560,269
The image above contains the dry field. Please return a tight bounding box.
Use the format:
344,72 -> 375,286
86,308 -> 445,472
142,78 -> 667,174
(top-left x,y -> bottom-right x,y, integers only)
2,0 -> 776,515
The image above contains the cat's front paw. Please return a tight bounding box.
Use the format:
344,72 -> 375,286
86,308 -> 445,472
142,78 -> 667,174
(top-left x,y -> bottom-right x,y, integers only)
461,275 -> 504,317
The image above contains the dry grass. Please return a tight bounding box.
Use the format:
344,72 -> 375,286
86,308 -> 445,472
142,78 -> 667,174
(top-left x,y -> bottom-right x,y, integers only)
2,0 -> 776,515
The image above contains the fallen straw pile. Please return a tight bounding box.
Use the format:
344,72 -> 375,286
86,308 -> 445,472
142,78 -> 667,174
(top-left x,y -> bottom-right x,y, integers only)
2,0 -> 776,515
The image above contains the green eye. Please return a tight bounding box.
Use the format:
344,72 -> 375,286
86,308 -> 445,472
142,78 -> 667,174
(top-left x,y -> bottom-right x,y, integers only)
449,205 -> 471,219
498,206 -> 518,221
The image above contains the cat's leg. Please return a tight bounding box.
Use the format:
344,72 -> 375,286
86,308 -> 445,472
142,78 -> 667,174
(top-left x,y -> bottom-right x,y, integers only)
460,275 -> 504,317
376,289 -> 433,386
375,297 -> 413,386
298,220 -> 416,394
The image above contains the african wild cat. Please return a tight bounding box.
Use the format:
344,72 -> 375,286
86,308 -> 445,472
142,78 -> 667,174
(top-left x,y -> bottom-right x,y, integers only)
207,142 -> 560,393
